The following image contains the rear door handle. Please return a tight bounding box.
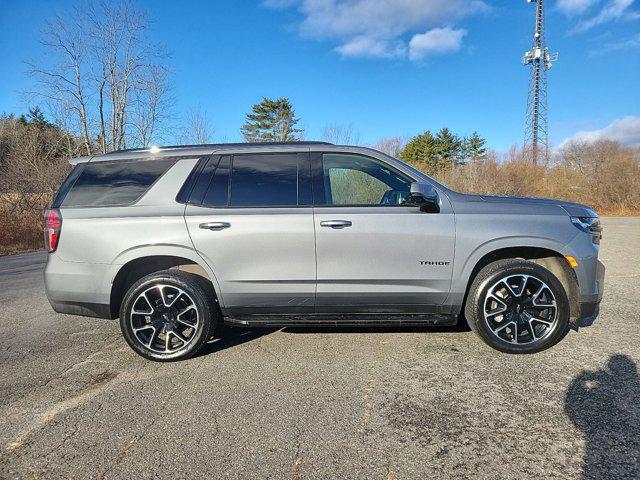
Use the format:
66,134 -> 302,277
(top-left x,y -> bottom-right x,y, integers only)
199,222 -> 231,230
320,220 -> 352,229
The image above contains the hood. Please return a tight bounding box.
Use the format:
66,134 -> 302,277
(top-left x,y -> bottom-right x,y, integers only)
449,192 -> 597,217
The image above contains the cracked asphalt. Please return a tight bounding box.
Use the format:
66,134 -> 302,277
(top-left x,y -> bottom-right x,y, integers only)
0,217 -> 639,479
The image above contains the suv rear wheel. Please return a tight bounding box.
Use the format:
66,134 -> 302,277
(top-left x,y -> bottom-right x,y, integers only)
119,270 -> 218,361
465,259 -> 570,354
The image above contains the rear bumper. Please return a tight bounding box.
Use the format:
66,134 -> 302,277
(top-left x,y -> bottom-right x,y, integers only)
48,299 -> 112,319
44,253 -> 113,319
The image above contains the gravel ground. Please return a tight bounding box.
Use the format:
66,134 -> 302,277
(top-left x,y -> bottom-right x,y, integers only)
0,217 -> 638,479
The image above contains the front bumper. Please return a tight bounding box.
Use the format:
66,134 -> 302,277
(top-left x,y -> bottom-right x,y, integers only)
577,258 -> 605,319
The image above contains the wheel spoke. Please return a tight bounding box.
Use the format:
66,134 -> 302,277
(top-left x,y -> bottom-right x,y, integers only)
133,324 -> 154,333
502,275 -> 528,297
494,320 -> 516,334
486,294 -> 508,315
147,326 -> 159,348
177,305 -> 196,317
170,328 -> 190,344
132,292 -> 155,315
530,316 -> 553,327
175,316 -> 197,329
525,318 -> 537,340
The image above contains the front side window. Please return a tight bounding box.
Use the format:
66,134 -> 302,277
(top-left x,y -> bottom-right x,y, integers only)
61,159 -> 176,207
321,154 -> 412,206
229,153 -> 300,207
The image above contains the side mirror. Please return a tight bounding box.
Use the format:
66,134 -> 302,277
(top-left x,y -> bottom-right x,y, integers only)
409,182 -> 440,213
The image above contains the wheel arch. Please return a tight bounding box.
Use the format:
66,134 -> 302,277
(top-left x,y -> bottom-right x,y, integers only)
460,245 -> 580,321
108,247 -> 223,319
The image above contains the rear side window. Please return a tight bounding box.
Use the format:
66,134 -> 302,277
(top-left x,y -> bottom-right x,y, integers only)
229,153 -> 299,207
61,159 -> 176,207
51,164 -> 84,208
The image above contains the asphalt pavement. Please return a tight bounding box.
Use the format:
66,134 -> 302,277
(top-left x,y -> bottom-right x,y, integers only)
0,217 -> 638,479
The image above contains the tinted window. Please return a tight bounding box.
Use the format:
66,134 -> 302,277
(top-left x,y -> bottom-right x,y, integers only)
176,156 -> 209,204
202,155 -> 230,207
188,156 -> 222,205
322,154 -> 412,206
51,164 -> 83,208
230,154 -> 299,207
61,159 -> 175,207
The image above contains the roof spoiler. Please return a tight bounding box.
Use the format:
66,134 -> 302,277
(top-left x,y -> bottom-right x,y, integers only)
69,155 -> 93,166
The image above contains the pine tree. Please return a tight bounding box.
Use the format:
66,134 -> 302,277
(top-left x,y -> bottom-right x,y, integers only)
241,97 -> 304,142
435,128 -> 462,169
400,130 -> 439,174
464,131 -> 487,162
17,107 -> 54,129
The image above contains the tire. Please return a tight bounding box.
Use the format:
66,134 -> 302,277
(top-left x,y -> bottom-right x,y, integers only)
119,270 -> 219,361
464,259 -> 570,354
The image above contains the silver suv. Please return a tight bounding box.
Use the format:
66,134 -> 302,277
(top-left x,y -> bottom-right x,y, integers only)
44,142 -> 605,361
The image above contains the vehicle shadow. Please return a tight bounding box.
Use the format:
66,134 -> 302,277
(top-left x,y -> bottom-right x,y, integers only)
565,354 -> 640,479
281,322 -> 470,335
195,321 -> 470,357
194,325 -> 279,357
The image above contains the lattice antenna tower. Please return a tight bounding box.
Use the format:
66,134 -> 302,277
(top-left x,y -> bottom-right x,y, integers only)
523,0 -> 557,164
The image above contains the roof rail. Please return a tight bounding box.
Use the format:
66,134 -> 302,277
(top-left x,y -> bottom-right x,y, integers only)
106,141 -> 333,155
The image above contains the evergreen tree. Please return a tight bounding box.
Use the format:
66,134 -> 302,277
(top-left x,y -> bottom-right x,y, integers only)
435,127 -> 462,169
400,130 -> 439,174
17,107 -> 54,129
464,131 -> 487,162
241,97 -> 304,142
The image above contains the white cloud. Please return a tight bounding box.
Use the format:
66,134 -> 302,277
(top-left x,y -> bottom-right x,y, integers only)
590,32 -> 640,55
263,0 -> 487,60
571,0 -> 639,33
560,116 -> 640,148
409,28 -> 467,60
556,0 -> 599,16
335,36 -> 406,59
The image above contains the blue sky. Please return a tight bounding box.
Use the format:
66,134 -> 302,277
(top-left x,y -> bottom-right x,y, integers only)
1,0 -> 638,150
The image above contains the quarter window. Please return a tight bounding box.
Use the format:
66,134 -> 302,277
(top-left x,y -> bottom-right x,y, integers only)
61,159 -> 176,207
201,156 -> 231,207
321,154 -> 412,206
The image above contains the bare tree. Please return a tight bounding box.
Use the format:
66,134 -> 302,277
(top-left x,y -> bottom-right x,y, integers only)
180,106 -> 214,145
27,0 -> 172,154
27,9 -> 92,154
322,123 -> 361,145
131,64 -> 173,147
374,136 -> 406,157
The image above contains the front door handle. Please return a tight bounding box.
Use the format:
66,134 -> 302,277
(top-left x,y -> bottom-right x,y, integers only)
199,221 -> 231,230
320,220 -> 352,229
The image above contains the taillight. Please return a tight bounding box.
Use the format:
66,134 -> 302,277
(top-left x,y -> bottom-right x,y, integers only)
44,208 -> 62,252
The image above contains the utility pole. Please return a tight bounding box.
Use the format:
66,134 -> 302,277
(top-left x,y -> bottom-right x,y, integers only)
523,0 -> 557,164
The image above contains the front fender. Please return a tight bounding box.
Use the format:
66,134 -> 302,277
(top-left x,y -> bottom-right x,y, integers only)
447,234 -> 575,306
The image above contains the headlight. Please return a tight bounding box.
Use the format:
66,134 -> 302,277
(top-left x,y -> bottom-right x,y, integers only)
571,216 -> 602,243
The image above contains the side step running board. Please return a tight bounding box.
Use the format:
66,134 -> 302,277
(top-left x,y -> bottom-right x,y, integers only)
224,314 -> 458,328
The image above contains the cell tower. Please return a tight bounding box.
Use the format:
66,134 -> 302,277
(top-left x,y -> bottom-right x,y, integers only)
522,0 -> 557,164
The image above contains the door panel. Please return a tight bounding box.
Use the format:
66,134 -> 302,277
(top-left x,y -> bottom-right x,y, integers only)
186,206 -> 316,314
314,206 -> 455,310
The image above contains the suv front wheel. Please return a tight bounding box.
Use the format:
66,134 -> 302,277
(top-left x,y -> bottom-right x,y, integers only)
119,270 -> 218,361
465,259 -> 570,354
